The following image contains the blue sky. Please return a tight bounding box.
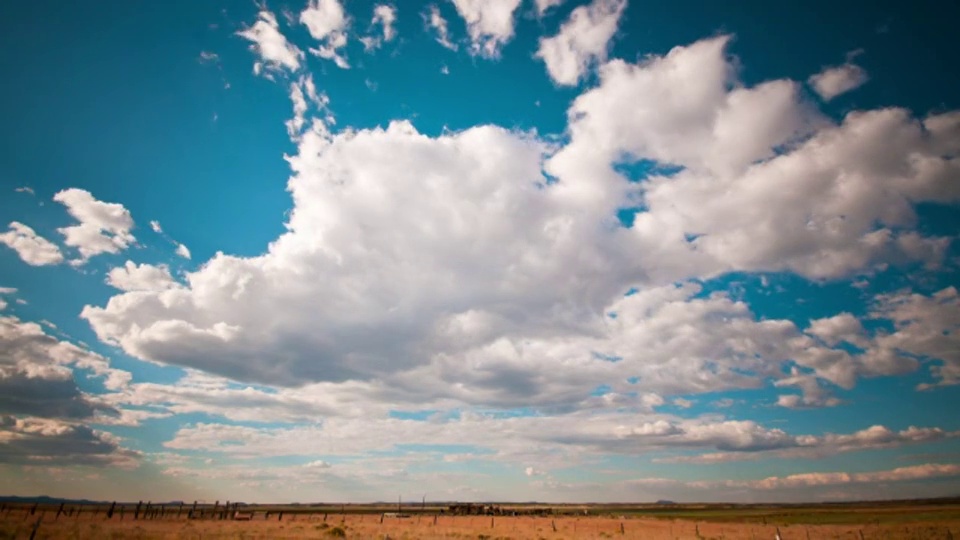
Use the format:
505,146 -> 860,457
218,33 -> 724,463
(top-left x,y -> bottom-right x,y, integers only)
1,0 -> 959,503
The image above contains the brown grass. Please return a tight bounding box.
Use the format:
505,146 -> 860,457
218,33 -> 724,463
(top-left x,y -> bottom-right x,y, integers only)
1,508 -> 959,539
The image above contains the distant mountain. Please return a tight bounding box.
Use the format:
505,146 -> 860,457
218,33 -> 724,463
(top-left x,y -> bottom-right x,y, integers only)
0,495 -> 109,505
655,500 -> 676,505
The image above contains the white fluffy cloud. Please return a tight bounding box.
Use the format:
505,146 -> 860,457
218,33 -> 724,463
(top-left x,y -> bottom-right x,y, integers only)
872,287 -> 960,388
809,61 -> 869,101
78,37 -> 960,410
0,222 -> 64,266
300,0 -> 350,69
557,36 -> 959,281
175,243 -> 191,259
106,261 -> 179,292
449,0 -> 523,57
536,0 -> 626,85
53,188 -> 136,262
237,10 -> 304,75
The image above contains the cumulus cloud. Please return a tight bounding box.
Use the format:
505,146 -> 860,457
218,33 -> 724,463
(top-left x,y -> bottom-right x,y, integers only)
73,35 -> 959,447
559,36 -> 959,281
0,222 -> 64,266
53,188 -> 136,262
237,9 -> 304,75
536,0 -> 626,85
1,315 -> 130,422
175,243 -> 191,259
106,261 -> 179,292
78,36 -> 960,414
872,287 -> 960,388
300,0 -> 351,69
449,0 -> 523,57
809,61 -> 869,101
0,416 -> 139,468
425,5 -> 457,51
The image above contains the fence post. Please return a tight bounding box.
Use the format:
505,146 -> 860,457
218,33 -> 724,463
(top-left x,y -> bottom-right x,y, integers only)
29,517 -> 42,540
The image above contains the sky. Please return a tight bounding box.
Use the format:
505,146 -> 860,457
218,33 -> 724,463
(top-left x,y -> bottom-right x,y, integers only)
1,0 -> 959,504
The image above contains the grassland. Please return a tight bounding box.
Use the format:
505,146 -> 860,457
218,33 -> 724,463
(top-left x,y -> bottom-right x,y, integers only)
1,499 -> 958,539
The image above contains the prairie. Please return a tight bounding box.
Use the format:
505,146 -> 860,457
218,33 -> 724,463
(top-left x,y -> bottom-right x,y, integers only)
1,500 -> 958,539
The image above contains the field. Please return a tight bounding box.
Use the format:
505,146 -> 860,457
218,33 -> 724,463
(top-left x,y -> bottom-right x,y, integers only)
1,500 -> 959,539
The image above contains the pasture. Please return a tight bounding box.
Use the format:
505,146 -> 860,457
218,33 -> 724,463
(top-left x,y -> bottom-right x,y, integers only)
1,500 -> 958,539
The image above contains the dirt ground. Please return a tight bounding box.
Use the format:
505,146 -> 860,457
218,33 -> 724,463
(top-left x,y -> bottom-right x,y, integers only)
1,511 -> 959,540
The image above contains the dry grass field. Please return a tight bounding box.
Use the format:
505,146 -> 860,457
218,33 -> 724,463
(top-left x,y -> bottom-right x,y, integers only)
1,501 -> 958,539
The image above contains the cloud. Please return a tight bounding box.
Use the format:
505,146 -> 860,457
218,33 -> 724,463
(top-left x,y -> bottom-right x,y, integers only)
360,4 -> 397,51
0,222 -> 64,266
559,36 -> 958,281
15,186 -> 35,195
106,261 -> 179,292
237,9 -> 304,75
53,188 -> 136,262
656,424 -> 957,464
449,0 -> 523,57
0,289 -> 13,312
871,287 -> 960,388
425,6 -> 457,51
149,219 -> 193,260
809,61 -> 869,101
534,0 -> 565,16
1,315 -> 130,421
536,0 -> 626,85
160,408 -> 953,474
104,369 -> 375,424
300,0 -> 350,69
285,74 -> 332,140
163,415 -> 805,459
373,5 -> 397,41
198,50 -> 219,63
672,398 -> 693,409
774,369 -> 841,409
0,416 -> 139,468
78,36 -> 959,418
747,463 -> 960,490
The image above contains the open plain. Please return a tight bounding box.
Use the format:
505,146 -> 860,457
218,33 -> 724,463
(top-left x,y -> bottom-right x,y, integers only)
1,500 -> 959,539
